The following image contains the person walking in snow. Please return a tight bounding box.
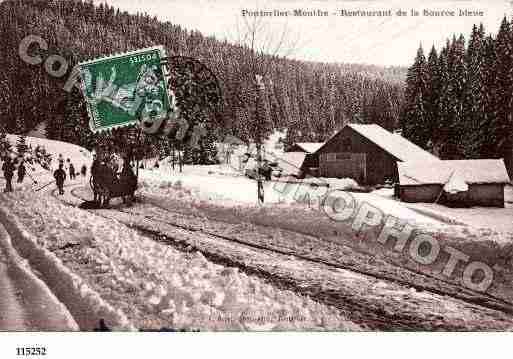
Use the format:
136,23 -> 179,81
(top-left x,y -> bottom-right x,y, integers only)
69,163 -> 76,180
91,154 -> 99,174
17,160 -> 26,183
54,163 -> 66,195
81,164 -> 87,177
2,157 -> 14,192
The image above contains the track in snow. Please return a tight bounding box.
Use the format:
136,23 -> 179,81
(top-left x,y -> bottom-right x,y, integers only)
0,220 -> 79,331
49,185 -> 513,329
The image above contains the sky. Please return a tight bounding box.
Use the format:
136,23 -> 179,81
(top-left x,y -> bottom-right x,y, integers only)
94,0 -> 512,66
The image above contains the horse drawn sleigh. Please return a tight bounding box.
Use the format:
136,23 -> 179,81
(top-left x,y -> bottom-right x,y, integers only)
89,156 -> 138,207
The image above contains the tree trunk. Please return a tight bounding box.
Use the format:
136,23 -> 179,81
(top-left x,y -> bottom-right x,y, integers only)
255,75 -> 265,204
178,143 -> 183,172
171,141 -> 176,170
256,143 -> 264,204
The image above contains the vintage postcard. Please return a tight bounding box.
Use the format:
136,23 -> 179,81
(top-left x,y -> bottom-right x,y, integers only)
0,0 -> 513,357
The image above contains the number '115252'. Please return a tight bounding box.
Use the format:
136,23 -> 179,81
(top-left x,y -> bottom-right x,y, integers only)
16,347 -> 47,356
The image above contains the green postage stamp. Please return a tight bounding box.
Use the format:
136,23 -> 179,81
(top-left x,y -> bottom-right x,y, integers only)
78,46 -> 171,133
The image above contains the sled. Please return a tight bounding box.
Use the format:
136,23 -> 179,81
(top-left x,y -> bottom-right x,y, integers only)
90,162 -> 138,207
79,200 -> 103,210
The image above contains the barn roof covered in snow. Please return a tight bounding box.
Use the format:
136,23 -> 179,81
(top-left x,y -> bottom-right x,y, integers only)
343,124 -> 440,162
397,159 -> 511,186
316,123 -> 439,163
292,142 -> 325,153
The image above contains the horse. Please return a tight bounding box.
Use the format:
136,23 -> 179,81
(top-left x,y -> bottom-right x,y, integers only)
90,160 -> 137,207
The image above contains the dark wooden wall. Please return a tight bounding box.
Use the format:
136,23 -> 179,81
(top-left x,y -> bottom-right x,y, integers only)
399,184 -> 442,203
468,184 -> 505,207
304,153 -> 319,169
317,127 -> 398,185
286,144 -> 319,170
399,184 -> 505,207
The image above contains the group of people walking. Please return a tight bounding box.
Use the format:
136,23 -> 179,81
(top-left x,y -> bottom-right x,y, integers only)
2,148 -> 135,199
1,157 -> 26,193
1,152 -> 89,194
53,154 -> 87,195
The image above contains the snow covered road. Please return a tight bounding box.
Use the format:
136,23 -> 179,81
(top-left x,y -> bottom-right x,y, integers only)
0,222 -> 78,331
57,184 -> 513,330
2,177 -> 513,330
1,131 -> 512,331
0,183 -> 359,331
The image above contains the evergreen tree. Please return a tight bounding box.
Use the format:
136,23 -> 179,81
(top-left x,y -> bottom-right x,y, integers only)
197,127 -> 219,164
0,0 -> 405,152
404,15 -> 513,174
445,34 -> 467,159
480,34 -> 499,158
492,17 -> 513,163
0,125 -> 11,158
463,24 -> 486,157
435,43 -> 452,157
16,135 -> 28,157
425,45 -> 440,151
401,45 -> 429,147
181,142 -> 195,165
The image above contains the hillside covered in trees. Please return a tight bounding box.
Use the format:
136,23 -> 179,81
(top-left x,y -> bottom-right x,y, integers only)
401,18 -> 513,174
0,0 -> 405,153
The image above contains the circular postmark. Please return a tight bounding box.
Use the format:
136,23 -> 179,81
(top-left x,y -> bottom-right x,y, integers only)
139,56 -> 223,143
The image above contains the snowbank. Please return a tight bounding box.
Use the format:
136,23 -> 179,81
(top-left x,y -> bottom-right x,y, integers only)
0,221 -> 79,330
0,204 -> 134,331
0,135 -> 92,193
1,190 -> 359,331
139,181 -> 513,302
139,165 -> 365,209
5,134 -> 92,172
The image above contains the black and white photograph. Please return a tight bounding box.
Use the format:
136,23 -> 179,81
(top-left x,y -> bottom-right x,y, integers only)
0,0 -> 513,357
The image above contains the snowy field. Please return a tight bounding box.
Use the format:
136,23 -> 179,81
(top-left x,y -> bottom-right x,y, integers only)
3,134 -> 93,192
371,187 -> 513,243
2,135 -> 513,330
5,134 -> 93,171
1,187 -> 359,331
139,164 -> 441,225
136,162 -> 513,304
0,136 -> 359,330
137,162 -> 513,263
142,162 -> 513,232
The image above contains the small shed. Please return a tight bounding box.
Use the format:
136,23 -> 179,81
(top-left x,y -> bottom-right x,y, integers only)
287,142 -> 324,174
276,152 -> 308,178
316,124 -> 439,184
397,159 -> 511,207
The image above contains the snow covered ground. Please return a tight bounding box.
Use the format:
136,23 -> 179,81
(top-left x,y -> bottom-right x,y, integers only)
135,164 -> 513,305
370,187 -> 513,254
67,184 -> 513,330
5,134 -> 92,170
1,188 -> 359,330
2,134 -> 92,193
139,164 -> 439,225
0,220 -> 78,330
372,187 -> 513,232
137,163 -> 513,258
0,136 -> 360,331
2,135 -> 513,330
